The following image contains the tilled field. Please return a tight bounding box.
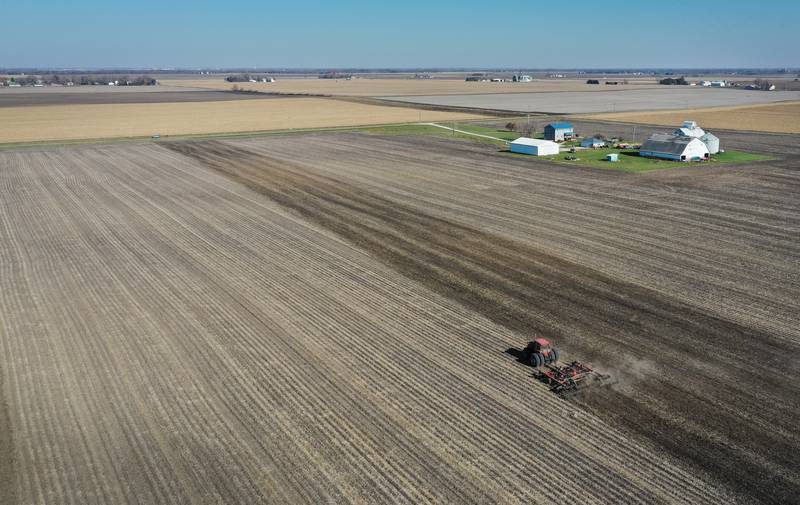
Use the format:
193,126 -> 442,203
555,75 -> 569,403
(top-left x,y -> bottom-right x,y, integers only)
1,132 -> 798,505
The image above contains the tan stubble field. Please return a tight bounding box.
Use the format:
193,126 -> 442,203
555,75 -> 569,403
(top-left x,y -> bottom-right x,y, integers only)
0,97 -> 482,144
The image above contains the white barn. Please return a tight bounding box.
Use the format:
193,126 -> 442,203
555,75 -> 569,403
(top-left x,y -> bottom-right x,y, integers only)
640,133 -> 710,162
510,138 -> 560,156
674,121 -> 721,153
674,120 -> 705,138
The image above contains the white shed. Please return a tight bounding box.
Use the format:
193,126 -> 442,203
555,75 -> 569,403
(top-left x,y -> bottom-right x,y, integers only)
510,138 -> 560,156
640,133 -> 710,162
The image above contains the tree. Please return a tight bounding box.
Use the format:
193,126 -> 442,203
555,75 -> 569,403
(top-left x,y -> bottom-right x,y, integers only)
505,122 -> 517,132
659,76 -> 688,85
519,121 -> 535,137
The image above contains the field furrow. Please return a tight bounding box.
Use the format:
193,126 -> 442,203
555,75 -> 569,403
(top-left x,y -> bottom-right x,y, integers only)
1,129 -> 797,505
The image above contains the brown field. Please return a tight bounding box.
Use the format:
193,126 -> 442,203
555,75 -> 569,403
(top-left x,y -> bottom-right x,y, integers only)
168,77 -> 662,96
0,98 -> 481,144
0,90 -> 286,107
584,101 -> 800,133
1,129 -> 798,505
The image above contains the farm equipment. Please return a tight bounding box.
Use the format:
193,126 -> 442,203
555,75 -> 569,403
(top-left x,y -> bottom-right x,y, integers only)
535,361 -> 613,397
520,338 -> 559,368
518,338 -> 613,397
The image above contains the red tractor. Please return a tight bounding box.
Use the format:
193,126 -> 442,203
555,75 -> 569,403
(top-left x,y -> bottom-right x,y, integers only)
522,338 -> 560,368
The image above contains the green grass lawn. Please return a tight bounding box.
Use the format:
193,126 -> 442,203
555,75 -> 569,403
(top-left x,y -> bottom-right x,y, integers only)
504,147 -> 774,173
356,123 -> 776,173
712,150 -> 775,163
363,123 -> 515,147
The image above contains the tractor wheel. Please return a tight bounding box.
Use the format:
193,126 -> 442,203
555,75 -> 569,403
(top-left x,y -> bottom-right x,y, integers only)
531,353 -> 543,368
552,348 -> 560,363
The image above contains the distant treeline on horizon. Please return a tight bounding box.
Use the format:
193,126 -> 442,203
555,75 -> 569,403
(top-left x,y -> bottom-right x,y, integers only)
1,67 -> 797,76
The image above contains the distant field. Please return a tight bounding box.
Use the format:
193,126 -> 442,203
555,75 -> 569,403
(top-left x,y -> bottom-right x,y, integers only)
384,89 -> 800,114
0,90 -> 283,107
583,101 -> 800,134
0,98 -> 482,144
168,78 -> 662,96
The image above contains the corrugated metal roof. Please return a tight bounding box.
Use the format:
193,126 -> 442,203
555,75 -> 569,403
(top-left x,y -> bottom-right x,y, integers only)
675,126 -> 706,138
511,137 -> 559,147
700,132 -> 719,141
546,123 -> 573,130
641,133 -> 696,155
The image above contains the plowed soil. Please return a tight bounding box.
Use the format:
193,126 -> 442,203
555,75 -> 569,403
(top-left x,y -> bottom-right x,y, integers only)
1,131 -> 798,504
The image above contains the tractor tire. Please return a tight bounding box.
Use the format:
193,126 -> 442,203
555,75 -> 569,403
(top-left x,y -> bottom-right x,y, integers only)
552,348 -> 560,363
531,353 -> 543,368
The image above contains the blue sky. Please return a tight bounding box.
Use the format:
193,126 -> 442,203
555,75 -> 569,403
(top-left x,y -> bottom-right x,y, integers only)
2,0 -> 798,68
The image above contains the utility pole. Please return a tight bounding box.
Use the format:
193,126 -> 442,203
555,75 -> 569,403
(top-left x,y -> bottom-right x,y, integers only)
632,125 -> 637,143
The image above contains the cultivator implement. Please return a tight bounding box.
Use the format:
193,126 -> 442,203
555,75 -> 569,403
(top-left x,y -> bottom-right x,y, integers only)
535,361 -> 613,397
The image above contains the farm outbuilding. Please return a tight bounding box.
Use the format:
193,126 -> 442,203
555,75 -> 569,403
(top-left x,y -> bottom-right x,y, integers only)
544,123 -> 575,141
640,133 -> 710,161
581,137 -> 606,148
700,132 -> 720,154
674,120 -> 706,138
510,137 -> 560,156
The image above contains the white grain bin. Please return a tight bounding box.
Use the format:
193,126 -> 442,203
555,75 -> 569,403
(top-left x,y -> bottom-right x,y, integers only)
510,137 -> 560,156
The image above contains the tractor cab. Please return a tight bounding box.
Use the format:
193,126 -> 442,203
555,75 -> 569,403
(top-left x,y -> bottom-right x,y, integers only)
524,338 -> 560,368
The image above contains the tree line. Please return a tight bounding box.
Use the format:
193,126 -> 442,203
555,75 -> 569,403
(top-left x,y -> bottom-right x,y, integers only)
1,75 -> 157,86
659,76 -> 688,85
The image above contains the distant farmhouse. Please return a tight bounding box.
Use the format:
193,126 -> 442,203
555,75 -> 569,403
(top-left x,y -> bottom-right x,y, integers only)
513,75 -> 533,83
544,123 -> 575,142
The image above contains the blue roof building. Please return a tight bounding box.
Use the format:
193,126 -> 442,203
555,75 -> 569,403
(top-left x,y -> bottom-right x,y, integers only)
544,122 -> 575,141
